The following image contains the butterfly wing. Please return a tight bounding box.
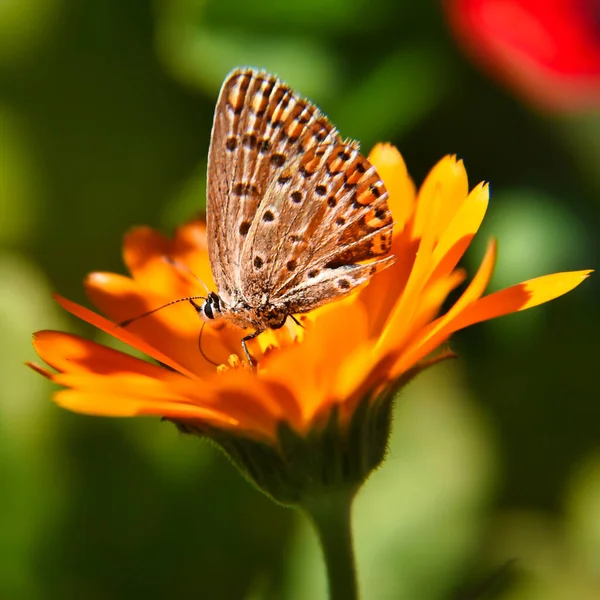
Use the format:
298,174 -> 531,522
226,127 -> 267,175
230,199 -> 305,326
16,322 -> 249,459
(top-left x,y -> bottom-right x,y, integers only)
240,137 -> 394,314
206,68 -> 340,303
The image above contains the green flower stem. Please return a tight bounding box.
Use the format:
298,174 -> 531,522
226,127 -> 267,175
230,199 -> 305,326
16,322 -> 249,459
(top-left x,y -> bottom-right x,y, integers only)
302,487 -> 360,600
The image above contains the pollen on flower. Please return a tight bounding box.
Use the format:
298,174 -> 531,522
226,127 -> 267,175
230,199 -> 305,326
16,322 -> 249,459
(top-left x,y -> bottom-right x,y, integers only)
216,353 -> 245,374
286,317 -> 307,344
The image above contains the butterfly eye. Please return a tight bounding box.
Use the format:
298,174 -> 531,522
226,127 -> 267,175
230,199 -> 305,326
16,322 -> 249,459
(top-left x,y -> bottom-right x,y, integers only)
202,300 -> 214,320
197,292 -> 222,322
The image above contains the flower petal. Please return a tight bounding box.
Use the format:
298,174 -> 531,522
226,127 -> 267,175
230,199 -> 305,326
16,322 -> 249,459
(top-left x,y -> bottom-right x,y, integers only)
413,155 -> 469,241
378,220 -> 438,347
33,330 -> 287,440
85,273 -> 239,377
123,222 -> 215,296
51,296 -> 201,379
53,370 -> 282,440
123,226 -> 173,289
429,182 -> 489,281
170,220 -> 216,290
448,269 -> 593,331
368,143 -> 416,233
54,390 -> 235,423
54,371 -> 194,402
32,330 -> 182,380
392,238 -> 498,375
357,225 -> 420,339
377,267 -> 467,357
262,301 -> 370,428
210,370 -> 302,438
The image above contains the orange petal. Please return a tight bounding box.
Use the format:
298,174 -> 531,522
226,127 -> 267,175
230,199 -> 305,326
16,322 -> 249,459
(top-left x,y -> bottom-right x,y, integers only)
379,217 -> 439,347
332,341 -> 378,407
53,370 -> 278,431
262,301 -> 370,427
379,267 -> 467,354
369,143 -> 416,233
54,371 -> 195,401
449,269 -> 593,332
52,296 -> 201,379
428,182 -> 489,281
413,155 -> 469,241
392,238 -> 498,376
375,159 -> 474,346
54,389 -> 236,424
123,223 -> 215,295
358,231 -> 420,339
55,387 -> 280,442
84,273 -> 236,377
123,226 -> 173,289
376,267 -> 466,359
33,330 -> 289,440
171,220 -> 215,290
85,272 -> 169,323
209,371 -> 300,439
32,330 -> 182,380
315,301 -> 371,402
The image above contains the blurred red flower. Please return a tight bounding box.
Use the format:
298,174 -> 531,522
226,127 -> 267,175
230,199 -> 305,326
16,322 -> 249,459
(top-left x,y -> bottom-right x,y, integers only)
445,0 -> 600,111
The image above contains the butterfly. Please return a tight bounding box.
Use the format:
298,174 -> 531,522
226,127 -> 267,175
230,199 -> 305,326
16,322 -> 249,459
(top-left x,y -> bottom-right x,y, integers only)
196,67 -> 395,364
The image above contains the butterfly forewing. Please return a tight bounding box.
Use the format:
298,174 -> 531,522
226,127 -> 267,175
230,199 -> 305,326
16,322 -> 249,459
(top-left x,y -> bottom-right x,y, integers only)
206,67 -> 394,333
207,68 -> 340,301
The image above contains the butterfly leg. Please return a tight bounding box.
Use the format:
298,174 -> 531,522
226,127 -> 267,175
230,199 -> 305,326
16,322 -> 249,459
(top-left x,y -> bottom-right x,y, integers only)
290,314 -> 304,328
241,330 -> 263,367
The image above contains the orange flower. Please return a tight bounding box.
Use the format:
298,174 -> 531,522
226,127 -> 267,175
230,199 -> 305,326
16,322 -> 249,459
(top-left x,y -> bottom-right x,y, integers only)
29,145 -> 590,452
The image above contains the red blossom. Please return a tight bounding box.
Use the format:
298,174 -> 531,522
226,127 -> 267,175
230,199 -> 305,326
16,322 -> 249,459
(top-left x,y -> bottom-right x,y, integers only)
445,0 -> 600,111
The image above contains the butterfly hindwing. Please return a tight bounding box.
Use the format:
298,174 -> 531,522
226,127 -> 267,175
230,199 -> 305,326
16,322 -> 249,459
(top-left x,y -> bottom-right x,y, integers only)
240,139 -> 394,307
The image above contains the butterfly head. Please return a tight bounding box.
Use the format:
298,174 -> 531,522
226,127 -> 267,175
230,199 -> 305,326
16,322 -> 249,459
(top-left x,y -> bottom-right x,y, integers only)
193,288 -> 291,334
194,291 -> 223,322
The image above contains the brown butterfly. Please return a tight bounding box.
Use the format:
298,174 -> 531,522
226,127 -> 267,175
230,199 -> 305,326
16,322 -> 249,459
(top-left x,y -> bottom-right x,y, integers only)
194,67 -> 395,363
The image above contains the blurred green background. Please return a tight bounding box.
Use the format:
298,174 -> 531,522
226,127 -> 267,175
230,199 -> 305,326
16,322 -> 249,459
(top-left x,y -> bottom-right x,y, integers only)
1,0 -> 598,598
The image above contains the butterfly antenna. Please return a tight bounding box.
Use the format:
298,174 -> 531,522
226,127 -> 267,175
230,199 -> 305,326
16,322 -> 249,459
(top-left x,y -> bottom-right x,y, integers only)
198,322 -> 219,367
118,295 -> 207,327
162,255 -> 211,293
